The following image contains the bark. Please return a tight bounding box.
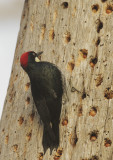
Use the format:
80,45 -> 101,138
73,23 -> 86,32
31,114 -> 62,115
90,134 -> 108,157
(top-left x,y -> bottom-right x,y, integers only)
0,0 -> 113,159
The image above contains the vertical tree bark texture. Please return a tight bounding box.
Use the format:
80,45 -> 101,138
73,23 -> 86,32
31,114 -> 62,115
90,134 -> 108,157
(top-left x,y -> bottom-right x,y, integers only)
0,0 -> 113,159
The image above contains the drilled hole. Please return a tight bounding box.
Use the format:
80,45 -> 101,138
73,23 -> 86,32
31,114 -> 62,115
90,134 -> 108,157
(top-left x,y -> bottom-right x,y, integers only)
14,74 -> 18,81
78,105 -> 83,116
92,4 -> 99,13
69,134 -> 78,146
25,82 -> 30,91
24,25 -> 27,30
106,5 -> 113,14
54,148 -> 63,160
79,49 -> 88,58
61,2 -> 68,9
12,144 -> 18,152
67,61 -> 75,73
29,112 -> 35,122
104,138 -> 112,147
69,127 -> 78,146
64,32 -> 71,43
90,57 -> 98,68
95,74 -> 103,87
96,37 -> 100,46
26,130 -> 32,141
89,107 -> 97,117
26,97 -> 30,105
5,135 -> 9,144
39,24 -> 46,44
82,93 -> 86,99
101,0 -> 107,2
90,130 -> 98,141
39,152 -> 43,160
18,116 -> 24,125
2,128 -> 5,134
104,88 -> 113,99
90,155 -> 99,160
62,118 -> 68,126
97,20 -> 103,33
49,28 -> 55,41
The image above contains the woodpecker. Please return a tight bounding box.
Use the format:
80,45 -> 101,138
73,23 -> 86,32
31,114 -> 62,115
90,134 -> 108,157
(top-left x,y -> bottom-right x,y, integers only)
20,51 -> 63,153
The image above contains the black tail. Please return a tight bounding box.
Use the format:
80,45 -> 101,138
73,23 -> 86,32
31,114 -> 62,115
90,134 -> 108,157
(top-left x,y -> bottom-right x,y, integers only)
42,122 -> 59,154
52,120 -> 60,148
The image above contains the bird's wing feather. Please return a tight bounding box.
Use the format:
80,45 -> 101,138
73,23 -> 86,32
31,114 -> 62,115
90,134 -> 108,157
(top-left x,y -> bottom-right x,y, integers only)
34,97 -> 56,142
33,97 -> 51,124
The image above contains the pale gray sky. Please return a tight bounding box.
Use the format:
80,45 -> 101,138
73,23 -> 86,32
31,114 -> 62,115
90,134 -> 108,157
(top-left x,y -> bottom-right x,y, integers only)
0,0 -> 24,118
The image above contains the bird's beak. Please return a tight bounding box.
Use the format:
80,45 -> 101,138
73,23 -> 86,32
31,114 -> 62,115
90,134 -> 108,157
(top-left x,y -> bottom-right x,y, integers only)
35,51 -> 43,62
37,51 -> 43,57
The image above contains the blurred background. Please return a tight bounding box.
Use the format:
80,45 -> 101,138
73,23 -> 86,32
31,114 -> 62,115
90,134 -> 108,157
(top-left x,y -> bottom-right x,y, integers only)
0,0 -> 24,118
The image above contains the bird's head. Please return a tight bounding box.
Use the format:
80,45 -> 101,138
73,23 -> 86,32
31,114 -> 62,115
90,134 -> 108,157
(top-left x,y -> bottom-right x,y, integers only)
20,51 -> 43,69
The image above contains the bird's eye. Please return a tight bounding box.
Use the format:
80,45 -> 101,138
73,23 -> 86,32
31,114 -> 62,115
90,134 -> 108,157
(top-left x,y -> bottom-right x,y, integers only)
32,52 -> 36,56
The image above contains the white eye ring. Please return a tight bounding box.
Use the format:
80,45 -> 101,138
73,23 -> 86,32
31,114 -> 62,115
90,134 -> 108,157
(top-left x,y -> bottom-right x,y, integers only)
35,57 -> 40,62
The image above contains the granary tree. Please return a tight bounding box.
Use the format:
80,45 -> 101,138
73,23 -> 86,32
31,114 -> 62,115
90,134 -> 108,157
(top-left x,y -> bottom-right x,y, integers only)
0,0 -> 113,159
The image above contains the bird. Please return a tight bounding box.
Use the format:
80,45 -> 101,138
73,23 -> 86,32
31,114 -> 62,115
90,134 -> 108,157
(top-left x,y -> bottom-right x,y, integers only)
20,51 -> 63,153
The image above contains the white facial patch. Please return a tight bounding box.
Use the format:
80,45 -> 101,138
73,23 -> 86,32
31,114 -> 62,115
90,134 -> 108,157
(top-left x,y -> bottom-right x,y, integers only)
35,57 -> 40,62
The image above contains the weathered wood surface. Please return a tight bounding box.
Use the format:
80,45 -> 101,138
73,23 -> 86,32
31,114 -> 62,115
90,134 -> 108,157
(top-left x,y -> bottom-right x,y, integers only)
0,0 -> 113,159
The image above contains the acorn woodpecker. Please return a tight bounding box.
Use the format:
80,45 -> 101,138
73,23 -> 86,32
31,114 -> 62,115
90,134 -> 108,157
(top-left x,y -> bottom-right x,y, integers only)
20,51 -> 63,153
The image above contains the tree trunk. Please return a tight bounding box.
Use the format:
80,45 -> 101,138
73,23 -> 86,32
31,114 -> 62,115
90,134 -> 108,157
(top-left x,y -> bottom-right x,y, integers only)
0,0 -> 113,159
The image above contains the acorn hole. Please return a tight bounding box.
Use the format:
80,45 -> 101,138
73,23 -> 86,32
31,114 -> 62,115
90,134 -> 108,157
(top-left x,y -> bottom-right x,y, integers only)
26,130 -> 32,141
90,57 -> 98,68
79,49 -> 88,58
49,28 -> 55,41
18,116 -> 24,125
92,4 -> 99,13
2,128 -> 5,134
78,105 -> 83,116
61,2 -> 68,9
96,37 -> 100,46
39,152 -> 43,160
64,32 -> 71,43
104,88 -> 113,99
67,61 -> 75,73
90,155 -> 99,160
26,97 -> 30,105
82,92 -> 87,99
90,130 -> 98,141
5,135 -> 9,144
69,127 -> 78,146
29,112 -> 35,122
106,5 -> 113,14
62,118 -> 68,126
89,107 -> 97,117
101,0 -> 107,2
12,144 -> 18,152
97,20 -> 103,33
95,75 -> 103,87
24,25 -> 27,30
54,148 -> 63,160
25,82 -> 30,91
14,74 -> 18,81
104,138 -> 112,147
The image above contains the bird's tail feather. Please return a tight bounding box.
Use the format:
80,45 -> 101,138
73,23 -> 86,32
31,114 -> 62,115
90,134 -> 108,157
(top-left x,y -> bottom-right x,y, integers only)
43,123 -> 59,154
52,121 -> 59,148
